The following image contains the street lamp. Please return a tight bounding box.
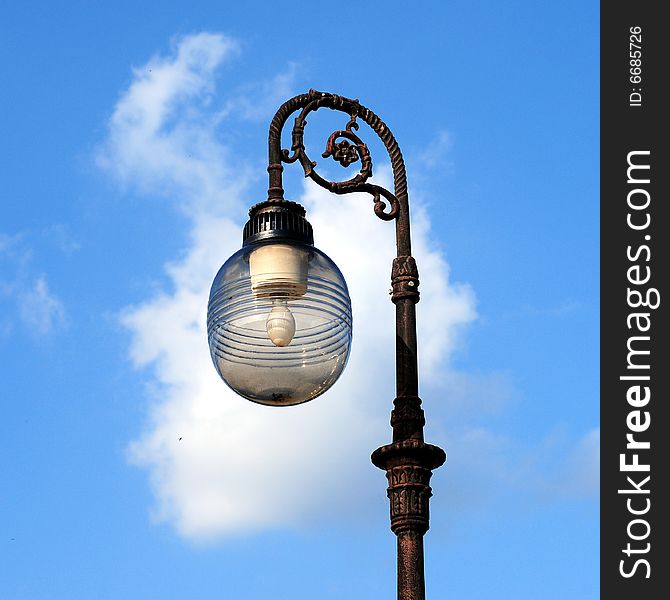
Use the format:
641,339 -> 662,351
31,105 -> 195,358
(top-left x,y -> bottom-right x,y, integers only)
207,89 -> 446,600
207,201 -> 352,406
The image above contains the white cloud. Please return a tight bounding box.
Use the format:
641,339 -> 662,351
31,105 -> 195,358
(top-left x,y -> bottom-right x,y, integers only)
413,129 -> 454,174
0,232 -> 22,254
97,32 -> 247,219
0,232 -> 31,266
1,234 -> 66,337
548,426 -> 600,499
17,275 -> 67,335
434,370 -> 520,418
101,33 -> 477,540
102,32 -> 597,541
217,62 -> 300,123
42,224 -> 81,255
431,425 -> 600,522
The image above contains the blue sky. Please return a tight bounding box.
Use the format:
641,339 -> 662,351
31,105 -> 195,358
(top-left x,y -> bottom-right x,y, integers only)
1,2 -> 599,599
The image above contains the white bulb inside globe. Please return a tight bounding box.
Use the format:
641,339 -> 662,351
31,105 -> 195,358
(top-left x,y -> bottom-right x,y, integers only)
266,300 -> 296,347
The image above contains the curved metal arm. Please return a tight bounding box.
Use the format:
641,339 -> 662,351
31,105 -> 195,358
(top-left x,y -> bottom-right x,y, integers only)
267,89 -> 412,256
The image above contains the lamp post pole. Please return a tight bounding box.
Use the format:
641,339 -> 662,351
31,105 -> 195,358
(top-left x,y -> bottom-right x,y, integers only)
265,90 -> 446,600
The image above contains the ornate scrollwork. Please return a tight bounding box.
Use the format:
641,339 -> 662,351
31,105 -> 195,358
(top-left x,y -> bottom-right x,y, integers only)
321,114 -> 363,167
272,89 -> 401,221
325,138 -> 359,167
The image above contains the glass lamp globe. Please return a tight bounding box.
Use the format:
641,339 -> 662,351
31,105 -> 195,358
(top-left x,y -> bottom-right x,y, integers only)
207,201 -> 352,406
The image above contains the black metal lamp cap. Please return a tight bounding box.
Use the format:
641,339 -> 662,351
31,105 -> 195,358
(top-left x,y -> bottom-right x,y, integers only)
242,200 -> 314,246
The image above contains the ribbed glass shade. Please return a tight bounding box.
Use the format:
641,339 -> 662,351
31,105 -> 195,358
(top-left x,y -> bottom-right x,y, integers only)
207,242 -> 352,406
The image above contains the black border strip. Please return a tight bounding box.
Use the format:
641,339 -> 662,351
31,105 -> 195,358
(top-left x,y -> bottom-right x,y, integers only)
601,3 -> 668,596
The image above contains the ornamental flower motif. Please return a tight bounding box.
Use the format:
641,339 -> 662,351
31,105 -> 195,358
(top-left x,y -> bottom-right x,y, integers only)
331,139 -> 359,167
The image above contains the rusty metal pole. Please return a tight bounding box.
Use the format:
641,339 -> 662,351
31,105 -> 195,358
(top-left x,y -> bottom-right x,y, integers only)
267,90 -> 446,600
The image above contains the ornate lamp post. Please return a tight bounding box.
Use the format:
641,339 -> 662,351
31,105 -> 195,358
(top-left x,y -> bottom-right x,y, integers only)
207,89 -> 446,600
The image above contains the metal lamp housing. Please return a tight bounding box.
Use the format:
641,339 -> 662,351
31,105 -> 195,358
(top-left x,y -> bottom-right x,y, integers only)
207,202 -> 352,406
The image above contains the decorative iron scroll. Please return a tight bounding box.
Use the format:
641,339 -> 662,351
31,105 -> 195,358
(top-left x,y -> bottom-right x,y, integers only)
268,89 -> 409,222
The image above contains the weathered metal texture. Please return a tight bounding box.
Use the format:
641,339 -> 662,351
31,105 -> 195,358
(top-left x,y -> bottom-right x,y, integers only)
267,89 -> 401,227
267,90 -> 446,600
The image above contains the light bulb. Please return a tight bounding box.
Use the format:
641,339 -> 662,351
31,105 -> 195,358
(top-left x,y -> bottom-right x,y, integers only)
266,300 -> 296,347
